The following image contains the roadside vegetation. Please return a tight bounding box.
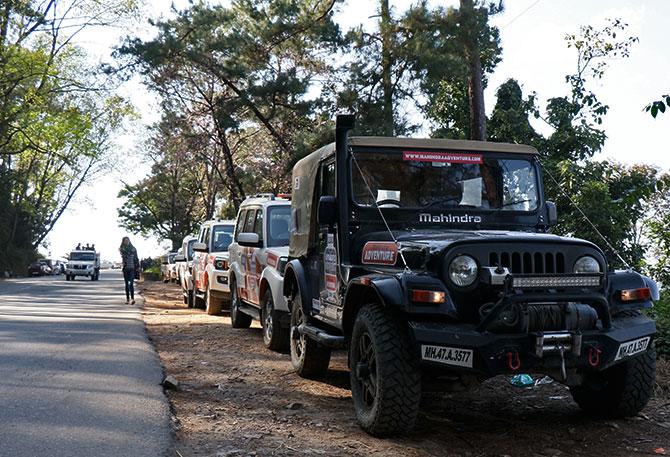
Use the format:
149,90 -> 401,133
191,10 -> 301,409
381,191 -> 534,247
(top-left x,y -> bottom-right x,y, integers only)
0,1 -> 138,275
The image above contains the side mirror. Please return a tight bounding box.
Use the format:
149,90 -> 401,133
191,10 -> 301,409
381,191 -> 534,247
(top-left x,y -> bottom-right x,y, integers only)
317,196 -> 337,226
174,254 -> 186,262
237,232 -> 261,247
192,242 -> 208,253
546,201 -> 557,226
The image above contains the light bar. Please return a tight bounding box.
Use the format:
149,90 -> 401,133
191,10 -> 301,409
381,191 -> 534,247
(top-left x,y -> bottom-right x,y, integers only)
512,275 -> 601,289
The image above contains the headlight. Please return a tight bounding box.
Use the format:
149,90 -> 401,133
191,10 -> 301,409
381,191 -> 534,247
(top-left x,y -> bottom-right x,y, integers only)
448,255 -> 478,287
214,258 -> 229,270
573,256 -> 600,274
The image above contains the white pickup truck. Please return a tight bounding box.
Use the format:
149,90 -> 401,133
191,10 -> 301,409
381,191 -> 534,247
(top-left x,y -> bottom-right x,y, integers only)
65,248 -> 100,281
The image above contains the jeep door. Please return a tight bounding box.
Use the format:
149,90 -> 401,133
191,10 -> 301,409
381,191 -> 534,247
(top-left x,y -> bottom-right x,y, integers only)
194,226 -> 211,292
239,208 -> 263,305
312,160 -> 340,324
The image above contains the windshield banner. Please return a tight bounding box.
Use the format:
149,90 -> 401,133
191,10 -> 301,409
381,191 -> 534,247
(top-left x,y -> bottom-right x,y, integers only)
402,151 -> 483,164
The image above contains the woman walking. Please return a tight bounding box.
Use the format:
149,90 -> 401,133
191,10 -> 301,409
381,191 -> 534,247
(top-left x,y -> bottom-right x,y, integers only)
120,236 -> 139,305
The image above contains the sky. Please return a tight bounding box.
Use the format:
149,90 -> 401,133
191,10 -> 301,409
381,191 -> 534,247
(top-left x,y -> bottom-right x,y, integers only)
42,0 -> 670,262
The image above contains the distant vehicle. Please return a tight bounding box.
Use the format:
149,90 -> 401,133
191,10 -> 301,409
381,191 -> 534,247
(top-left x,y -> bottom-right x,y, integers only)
176,236 -> 198,307
65,246 -> 100,281
228,193 -> 292,351
28,261 -> 50,276
192,219 -> 236,315
160,252 -> 177,283
43,259 -> 63,275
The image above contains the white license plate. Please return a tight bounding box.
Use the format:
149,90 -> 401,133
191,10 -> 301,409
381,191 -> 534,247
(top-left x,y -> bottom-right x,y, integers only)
614,336 -> 651,361
421,345 -> 474,368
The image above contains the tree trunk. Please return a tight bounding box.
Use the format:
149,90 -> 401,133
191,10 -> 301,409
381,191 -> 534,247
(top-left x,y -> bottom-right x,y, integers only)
460,0 -> 487,141
379,0 -> 394,136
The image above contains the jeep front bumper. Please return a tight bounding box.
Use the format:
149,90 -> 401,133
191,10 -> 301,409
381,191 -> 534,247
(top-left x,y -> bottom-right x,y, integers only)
208,269 -> 231,294
409,312 -> 655,378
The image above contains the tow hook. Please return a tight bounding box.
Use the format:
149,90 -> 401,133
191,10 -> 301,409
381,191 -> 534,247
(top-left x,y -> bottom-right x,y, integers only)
507,351 -> 521,371
588,347 -> 602,367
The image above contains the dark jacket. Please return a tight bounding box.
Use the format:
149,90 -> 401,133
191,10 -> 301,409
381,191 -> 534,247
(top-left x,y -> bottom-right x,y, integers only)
120,246 -> 139,271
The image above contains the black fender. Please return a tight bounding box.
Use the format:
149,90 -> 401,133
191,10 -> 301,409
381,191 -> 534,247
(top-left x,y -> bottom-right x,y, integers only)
606,270 -> 658,314
282,259 -> 311,312
341,273 -> 458,336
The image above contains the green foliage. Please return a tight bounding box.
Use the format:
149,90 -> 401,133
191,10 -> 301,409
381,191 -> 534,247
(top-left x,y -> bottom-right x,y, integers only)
645,95 -> 670,118
0,1 -> 136,274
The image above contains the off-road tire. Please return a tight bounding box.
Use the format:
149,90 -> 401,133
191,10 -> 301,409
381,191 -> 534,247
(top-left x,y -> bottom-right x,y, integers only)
205,288 -> 222,315
230,281 -> 252,328
262,289 -> 289,352
194,290 -> 206,309
570,344 -> 656,418
290,293 -> 331,377
187,290 -> 194,308
182,292 -> 188,305
350,304 -> 421,436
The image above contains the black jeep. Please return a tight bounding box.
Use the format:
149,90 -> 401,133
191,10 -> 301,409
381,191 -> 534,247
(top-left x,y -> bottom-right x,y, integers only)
282,114 -> 658,436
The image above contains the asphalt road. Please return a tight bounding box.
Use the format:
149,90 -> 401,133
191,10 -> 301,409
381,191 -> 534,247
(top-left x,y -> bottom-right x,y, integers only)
0,270 -> 172,456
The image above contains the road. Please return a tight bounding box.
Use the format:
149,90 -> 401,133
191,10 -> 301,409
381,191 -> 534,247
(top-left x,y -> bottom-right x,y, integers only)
0,270 -> 172,457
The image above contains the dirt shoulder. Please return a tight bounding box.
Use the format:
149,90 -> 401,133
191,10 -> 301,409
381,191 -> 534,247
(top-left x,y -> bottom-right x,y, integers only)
139,281 -> 670,457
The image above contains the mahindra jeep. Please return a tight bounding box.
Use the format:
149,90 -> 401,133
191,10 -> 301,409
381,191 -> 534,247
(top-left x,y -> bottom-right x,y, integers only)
282,115 -> 658,436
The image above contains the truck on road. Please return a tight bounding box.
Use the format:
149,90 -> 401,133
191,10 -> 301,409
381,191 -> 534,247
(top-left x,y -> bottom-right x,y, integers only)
65,247 -> 100,281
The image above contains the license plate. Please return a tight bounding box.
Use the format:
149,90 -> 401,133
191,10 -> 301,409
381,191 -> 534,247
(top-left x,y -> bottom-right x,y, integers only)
614,336 -> 651,361
421,345 -> 473,368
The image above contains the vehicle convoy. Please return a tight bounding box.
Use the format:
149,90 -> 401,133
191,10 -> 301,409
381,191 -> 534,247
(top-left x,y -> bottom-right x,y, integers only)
65,246 -> 100,281
176,236 -> 198,307
228,194 -> 292,350
192,220 -> 236,315
160,252 -> 177,283
282,115 -> 658,436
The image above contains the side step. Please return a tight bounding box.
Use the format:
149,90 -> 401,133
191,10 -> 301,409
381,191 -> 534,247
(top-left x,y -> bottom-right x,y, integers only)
239,302 -> 261,321
296,323 -> 345,349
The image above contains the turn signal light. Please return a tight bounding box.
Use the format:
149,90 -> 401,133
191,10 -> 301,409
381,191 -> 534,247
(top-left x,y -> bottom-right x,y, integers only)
410,289 -> 445,304
619,287 -> 652,302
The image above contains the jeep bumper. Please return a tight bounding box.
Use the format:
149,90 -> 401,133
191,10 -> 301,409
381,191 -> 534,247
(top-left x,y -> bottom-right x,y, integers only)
409,312 -> 656,378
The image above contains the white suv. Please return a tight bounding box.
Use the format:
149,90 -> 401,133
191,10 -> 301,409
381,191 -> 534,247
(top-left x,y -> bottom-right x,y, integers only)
228,194 -> 291,351
176,235 -> 198,307
192,220 -> 235,315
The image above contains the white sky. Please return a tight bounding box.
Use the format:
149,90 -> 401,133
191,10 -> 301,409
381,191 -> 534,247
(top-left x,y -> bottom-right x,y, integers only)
42,0 -> 670,262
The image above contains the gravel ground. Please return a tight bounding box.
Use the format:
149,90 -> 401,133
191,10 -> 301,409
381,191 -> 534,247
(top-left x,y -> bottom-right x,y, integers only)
140,280 -> 670,457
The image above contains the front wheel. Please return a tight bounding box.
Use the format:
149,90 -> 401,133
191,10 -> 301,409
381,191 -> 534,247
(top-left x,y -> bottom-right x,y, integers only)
349,304 -> 421,436
570,345 -> 656,417
187,290 -> 194,308
290,293 -> 331,377
262,289 -> 288,352
230,282 -> 252,328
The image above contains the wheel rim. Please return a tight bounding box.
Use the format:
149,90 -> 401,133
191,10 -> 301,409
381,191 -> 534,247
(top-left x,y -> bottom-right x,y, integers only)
354,331 -> 377,409
263,299 -> 273,343
291,304 -> 306,359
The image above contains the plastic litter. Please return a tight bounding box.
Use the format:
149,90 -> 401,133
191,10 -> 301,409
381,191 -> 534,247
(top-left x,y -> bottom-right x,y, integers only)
535,375 -> 554,386
510,373 -> 534,387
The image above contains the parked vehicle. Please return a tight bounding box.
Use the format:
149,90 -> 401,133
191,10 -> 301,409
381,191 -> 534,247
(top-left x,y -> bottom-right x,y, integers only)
282,115 -> 658,436
28,261 -> 50,276
192,220 -> 236,315
65,246 -> 100,281
160,252 -> 177,283
228,194 -> 292,350
176,236 -> 198,307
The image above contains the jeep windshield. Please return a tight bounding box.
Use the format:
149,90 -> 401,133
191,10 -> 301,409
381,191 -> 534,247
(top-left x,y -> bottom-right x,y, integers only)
352,150 -> 538,212
70,252 -> 95,261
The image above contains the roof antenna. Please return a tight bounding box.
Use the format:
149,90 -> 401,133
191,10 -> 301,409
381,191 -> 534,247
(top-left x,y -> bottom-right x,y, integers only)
351,148 -> 412,273
538,157 -> 632,270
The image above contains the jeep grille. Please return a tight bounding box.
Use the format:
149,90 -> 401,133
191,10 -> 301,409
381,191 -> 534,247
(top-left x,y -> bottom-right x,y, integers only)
489,251 -> 566,274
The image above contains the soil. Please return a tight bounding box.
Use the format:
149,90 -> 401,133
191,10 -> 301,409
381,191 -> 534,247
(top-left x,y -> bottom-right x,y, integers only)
139,281 -> 670,457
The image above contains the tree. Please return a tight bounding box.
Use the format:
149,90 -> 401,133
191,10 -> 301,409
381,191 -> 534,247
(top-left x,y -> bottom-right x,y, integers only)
0,0 -> 137,274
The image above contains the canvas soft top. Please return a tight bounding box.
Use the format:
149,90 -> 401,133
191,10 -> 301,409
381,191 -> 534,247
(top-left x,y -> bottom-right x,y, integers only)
289,137 -> 538,258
